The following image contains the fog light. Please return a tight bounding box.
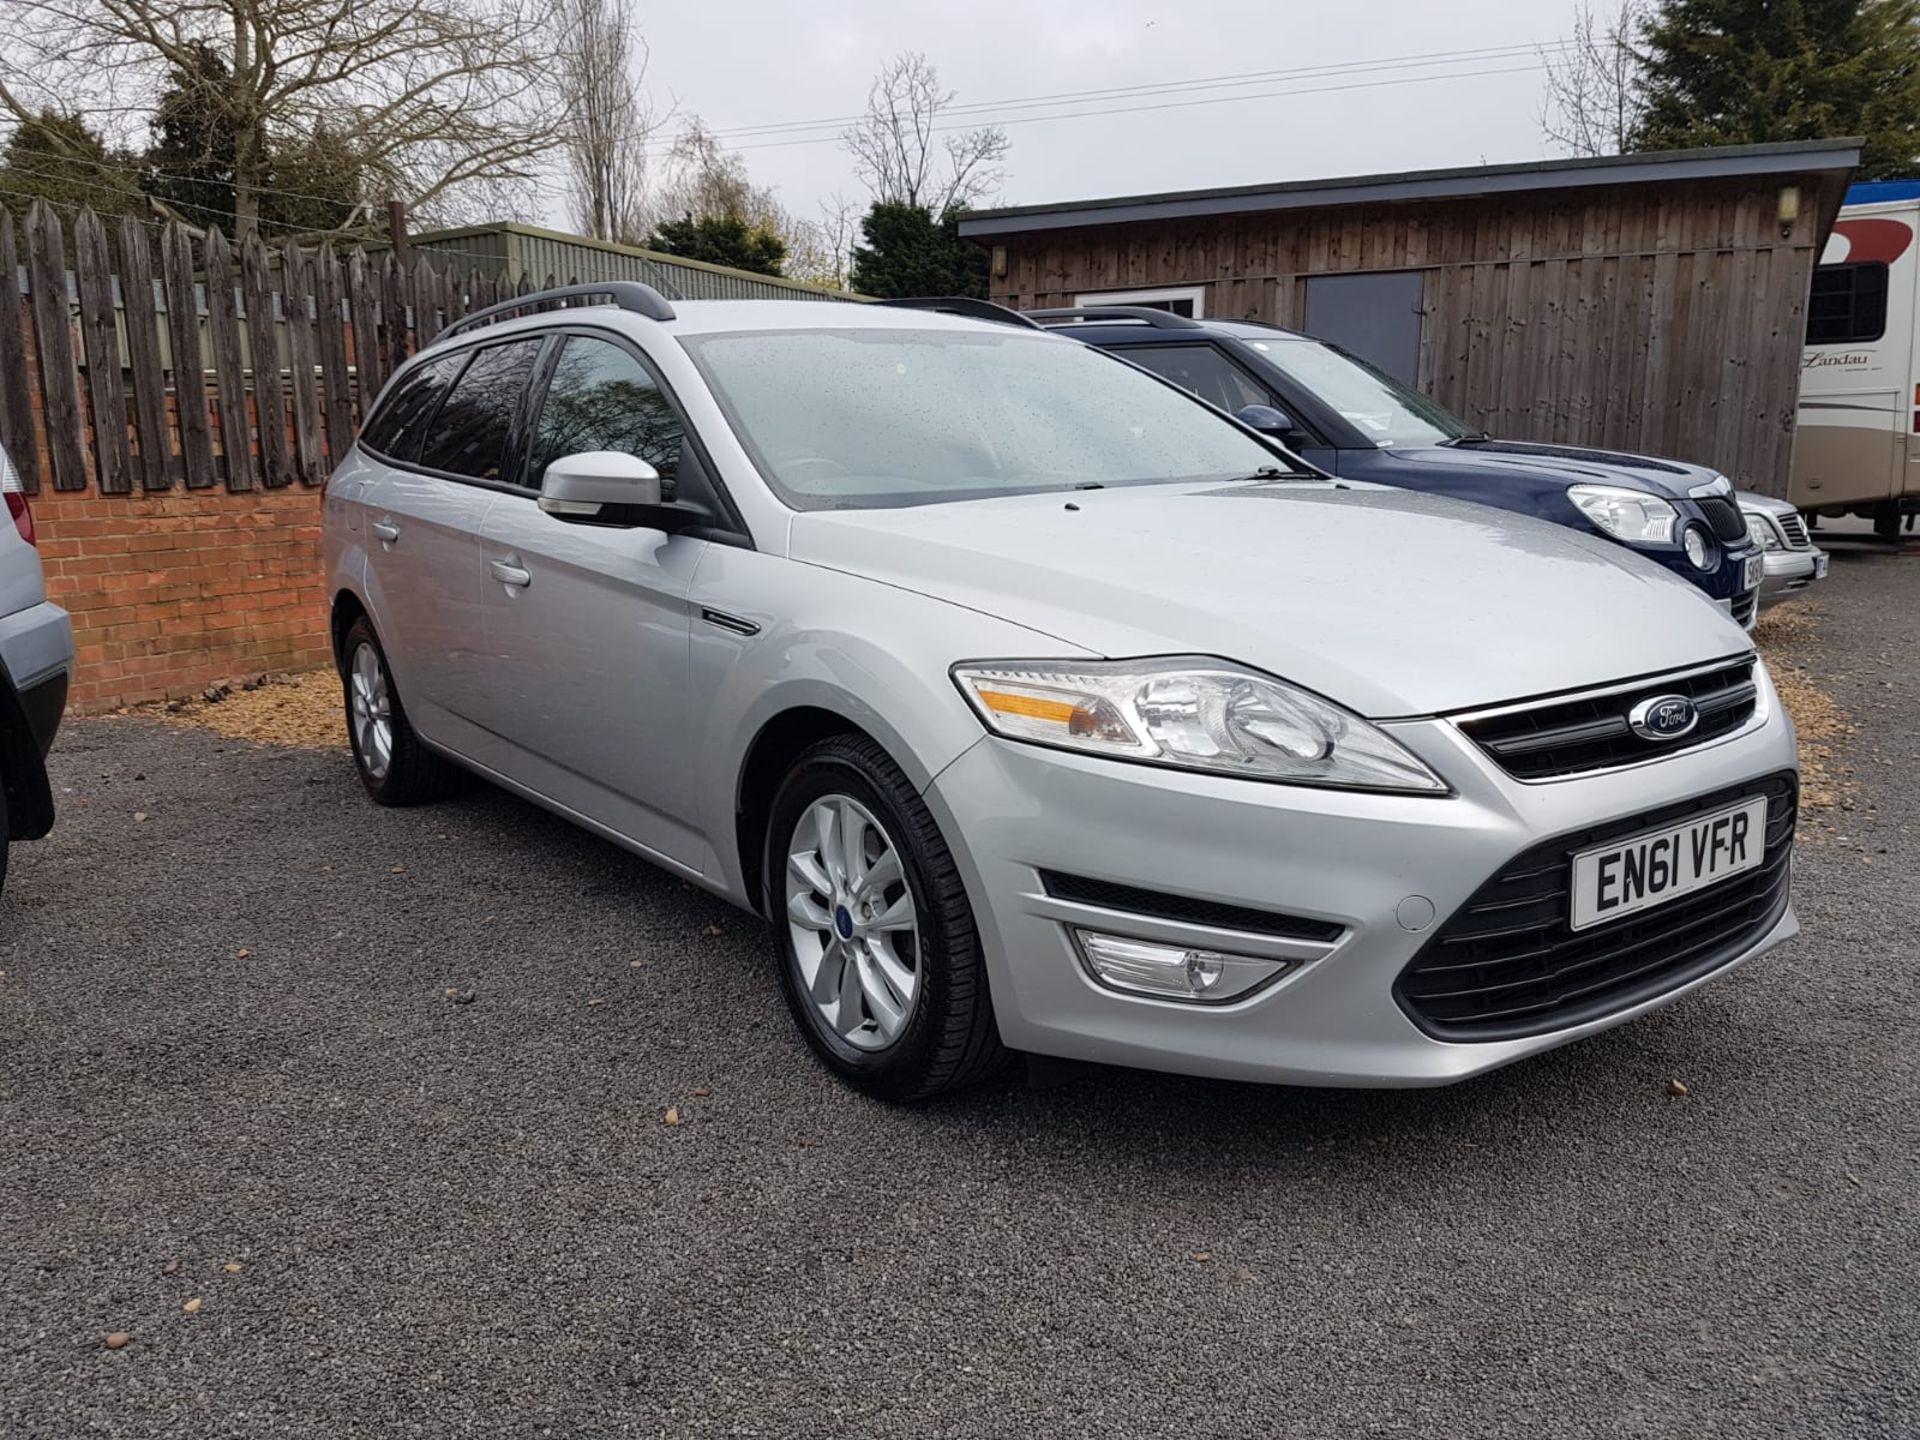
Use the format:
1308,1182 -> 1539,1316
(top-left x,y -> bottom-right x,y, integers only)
1682,524 -> 1712,570
1073,930 -> 1290,1004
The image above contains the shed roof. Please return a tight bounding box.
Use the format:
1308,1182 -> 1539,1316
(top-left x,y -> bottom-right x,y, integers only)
958,139 -> 1863,237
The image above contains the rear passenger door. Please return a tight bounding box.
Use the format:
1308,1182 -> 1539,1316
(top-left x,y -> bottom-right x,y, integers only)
357,336 -> 546,747
476,331 -> 713,868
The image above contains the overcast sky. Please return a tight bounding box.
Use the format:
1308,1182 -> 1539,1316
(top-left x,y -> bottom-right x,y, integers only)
590,0 -> 1589,229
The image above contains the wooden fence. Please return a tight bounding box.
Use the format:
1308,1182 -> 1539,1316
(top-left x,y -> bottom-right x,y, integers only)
0,201 -> 576,498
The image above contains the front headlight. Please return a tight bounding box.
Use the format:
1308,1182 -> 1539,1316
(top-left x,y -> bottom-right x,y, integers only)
951,658 -> 1447,793
1745,515 -> 1782,551
1567,484 -> 1680,544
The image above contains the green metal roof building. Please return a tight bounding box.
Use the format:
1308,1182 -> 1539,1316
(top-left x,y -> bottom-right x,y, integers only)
395,222 -> 848,303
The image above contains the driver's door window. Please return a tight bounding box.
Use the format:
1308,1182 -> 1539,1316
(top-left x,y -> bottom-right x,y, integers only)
528,336 -> 686,493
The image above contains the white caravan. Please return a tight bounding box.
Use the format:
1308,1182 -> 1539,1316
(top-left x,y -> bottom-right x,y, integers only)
1794,180 -> 1920,535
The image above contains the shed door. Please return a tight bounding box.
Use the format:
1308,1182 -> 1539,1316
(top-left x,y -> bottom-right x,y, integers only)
1303,272 -> 1425,387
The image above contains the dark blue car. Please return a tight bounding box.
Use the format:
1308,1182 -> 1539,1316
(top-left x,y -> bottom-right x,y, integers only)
1041,307 -> 1764,628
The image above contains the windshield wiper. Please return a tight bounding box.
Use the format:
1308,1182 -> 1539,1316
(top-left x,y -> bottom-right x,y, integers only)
1225,465 -> 1323,483
1441,431 -> 1494,446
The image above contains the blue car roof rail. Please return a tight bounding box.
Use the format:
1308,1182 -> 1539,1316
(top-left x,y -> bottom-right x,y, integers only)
443,280 -> 677,338
1027,306 -> 1205,329
874,296 -> 1044,329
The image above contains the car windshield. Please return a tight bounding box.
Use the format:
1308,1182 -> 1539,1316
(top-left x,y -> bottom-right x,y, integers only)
1252,339 -> 1474,447
680,326 -> 1300,509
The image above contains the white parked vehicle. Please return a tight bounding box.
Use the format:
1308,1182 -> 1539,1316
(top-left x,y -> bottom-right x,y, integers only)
1794,180 -> 1920,536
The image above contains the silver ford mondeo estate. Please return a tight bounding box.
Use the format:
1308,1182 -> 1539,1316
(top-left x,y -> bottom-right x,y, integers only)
323,285 -> 1799,1100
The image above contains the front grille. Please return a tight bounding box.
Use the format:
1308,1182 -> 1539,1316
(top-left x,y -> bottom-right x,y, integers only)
1775,511 -> 1812,549
1038,871 -> 1345,942
1456,659 -> 1758,780
1395,773 -> 1796,1040
1730,588 -> 1758,628
1697,495 -> 1749,544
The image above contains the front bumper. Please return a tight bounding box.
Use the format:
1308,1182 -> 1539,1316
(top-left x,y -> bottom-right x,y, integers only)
924,674 -> 1800,1087
1759,547 -> 1826,608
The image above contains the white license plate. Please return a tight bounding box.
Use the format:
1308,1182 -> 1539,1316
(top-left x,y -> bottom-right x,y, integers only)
1814,553 -> 1829,579
1743,555 -> 1764,589
1570,797 -> 1768,932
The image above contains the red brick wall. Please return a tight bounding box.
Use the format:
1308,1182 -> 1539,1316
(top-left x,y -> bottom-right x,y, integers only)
32,489 -> 330,710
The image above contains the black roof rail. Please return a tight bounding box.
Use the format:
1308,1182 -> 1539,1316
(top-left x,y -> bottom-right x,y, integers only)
1026,306 -> 1204,330
443,280 -> 676,339
874,296 -> 1043,330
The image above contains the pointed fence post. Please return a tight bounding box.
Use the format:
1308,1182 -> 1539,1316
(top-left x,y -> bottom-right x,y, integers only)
0,207 -> 37,491
239,227 -> 291,487
72,208 -> 132,494
162,223 -> 218,488
200,228 -> 253,490
24,203 -> 87,492
119,215 -> 177,490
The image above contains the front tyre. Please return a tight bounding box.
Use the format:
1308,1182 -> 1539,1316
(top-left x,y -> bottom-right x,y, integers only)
766,734 -> 1008,1101
340,617 -> 461,806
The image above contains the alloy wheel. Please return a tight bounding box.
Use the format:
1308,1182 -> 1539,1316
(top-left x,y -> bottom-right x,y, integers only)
784,794 -> 921,1051
348,642 -> 394,780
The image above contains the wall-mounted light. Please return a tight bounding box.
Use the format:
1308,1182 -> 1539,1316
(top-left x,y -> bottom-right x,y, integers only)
991,245 -> 1007,279
1778,185 -> 1801,238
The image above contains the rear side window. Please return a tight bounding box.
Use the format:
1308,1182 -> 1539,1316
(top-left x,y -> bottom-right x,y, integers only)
415,338 -> 544,480
1807,262 -> 1889,345
359,352 -> 464,461
526,336 -> 686,492
1116,343 -> 1275,413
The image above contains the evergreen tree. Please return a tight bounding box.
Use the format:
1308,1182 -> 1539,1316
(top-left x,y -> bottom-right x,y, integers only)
0,111 -> 143,217
143,42 -> 238,230
646,213 -> 787,275
143,43 -> 365,235
1630,0 -> 1920,178
847,204 -> 989,299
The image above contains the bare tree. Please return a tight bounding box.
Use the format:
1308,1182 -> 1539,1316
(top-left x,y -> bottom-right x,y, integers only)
782,192 -> 859,289
647,117 -> 782,231
1538,1 -> 1650,157
556,0 -> 659,245
0,0 -> 568,232
840,52 -> 1008,214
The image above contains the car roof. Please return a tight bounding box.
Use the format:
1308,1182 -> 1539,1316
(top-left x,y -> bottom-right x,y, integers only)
424,297 -> 1047,350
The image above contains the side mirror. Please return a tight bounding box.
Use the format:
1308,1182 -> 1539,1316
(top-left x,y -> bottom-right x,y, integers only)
538,450 -> 706,532
1234,403 -> 1298,438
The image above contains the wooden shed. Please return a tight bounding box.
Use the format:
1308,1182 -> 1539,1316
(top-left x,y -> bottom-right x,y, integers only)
961,141 -> 1860,496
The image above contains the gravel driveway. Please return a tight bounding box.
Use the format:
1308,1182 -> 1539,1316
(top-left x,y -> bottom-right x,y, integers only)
3,546 -> 1916,1439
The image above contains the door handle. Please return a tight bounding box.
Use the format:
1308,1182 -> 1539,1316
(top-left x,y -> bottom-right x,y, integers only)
370,519 -> 401,543
489,557 -> 532,589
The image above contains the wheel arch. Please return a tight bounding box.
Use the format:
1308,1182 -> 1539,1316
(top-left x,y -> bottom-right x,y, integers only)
330,587 -> 370,669
734,705 -> 879,917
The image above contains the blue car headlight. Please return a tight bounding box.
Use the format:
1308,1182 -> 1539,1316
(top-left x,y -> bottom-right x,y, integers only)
1567,484 -> 1680,544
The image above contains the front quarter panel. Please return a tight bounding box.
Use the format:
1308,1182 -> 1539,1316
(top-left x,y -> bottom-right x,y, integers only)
687,544 -> 1098,905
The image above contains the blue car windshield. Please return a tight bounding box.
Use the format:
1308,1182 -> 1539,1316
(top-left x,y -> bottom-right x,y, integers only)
681,327 -> 1305,509
1251,339 -> 1475,447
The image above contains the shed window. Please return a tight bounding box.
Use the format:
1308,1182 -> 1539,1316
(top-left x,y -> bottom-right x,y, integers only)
1074,285 -> 1206,318
1807,262 -> 1889,345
